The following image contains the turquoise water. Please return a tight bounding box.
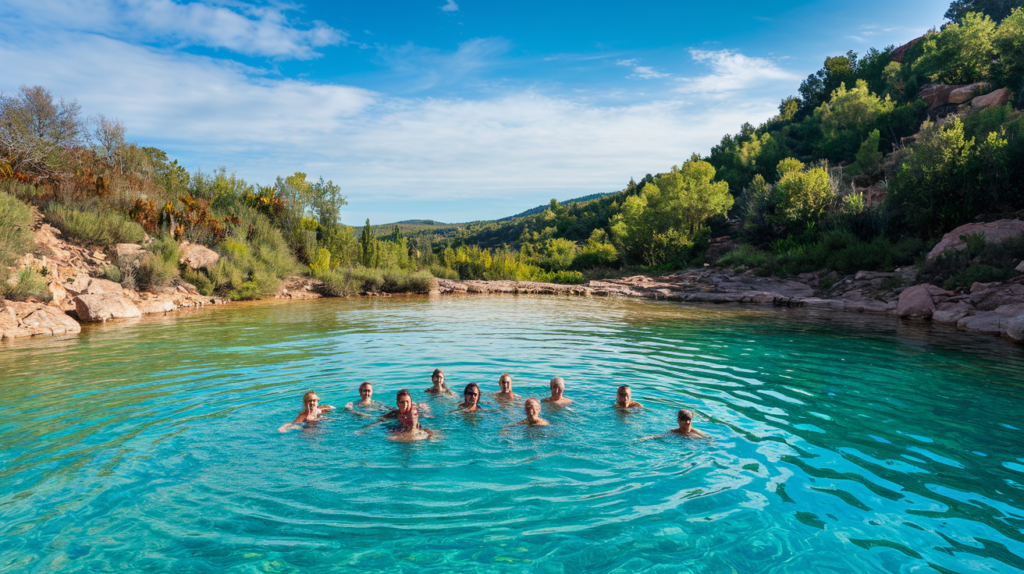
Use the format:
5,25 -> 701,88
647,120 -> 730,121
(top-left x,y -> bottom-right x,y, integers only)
1,296 -> 1023,573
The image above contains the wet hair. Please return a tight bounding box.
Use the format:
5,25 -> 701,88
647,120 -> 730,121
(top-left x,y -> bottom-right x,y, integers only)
431,369 -> 449,391
499,373 -> 512,385
677,409 -> 694,422
302,391 -> 318,403
525,398 -> 540,408
618,385 -> 630,392
397,389 -> 411,402
464,383 -> 480,395
359,381 -> 372,391
550,377 -> 565,388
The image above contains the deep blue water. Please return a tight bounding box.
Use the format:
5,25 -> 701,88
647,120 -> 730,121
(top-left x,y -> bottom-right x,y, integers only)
1,296 -> 1023,573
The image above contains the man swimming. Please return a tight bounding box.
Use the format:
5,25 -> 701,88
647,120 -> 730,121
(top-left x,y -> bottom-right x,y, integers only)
455,383 -> 483,412
541,377 -> 573,406
494,373 -> 518,401
639,409 -> 709,440
345,382 -> 388,417
425,368 -> 456,396
278,390 -> 335,432
513,398 -> 549,426
389,403 -> 433,442
613,385 -> 643,409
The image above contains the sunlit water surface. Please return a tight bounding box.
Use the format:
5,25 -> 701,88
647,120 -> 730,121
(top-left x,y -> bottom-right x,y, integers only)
1,296 -> 1023,573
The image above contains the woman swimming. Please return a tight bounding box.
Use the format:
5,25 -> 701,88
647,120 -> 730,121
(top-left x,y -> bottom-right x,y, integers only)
515,398 -> 549,426
345,382 -> 389,417
494,373 -> 518,401
455,383 -> 483,412
278,390 -> 335,432
425,369 -> 456,396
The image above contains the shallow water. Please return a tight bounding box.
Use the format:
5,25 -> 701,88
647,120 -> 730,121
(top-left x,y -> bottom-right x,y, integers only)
1,296 -> 1023,573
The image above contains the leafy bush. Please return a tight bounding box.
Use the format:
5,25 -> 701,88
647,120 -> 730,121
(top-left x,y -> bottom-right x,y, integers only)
101,264 -> 122,283
206,223 -> 298,300
719,230 -> 924,276
182,267 -> 215,296
382,269 -> 435,293
2,268 -> 50,301
317,268 -> 360,297
429,265 -> 459,280
920,233 -> 1024,290
0,192 -> 34,268
572,229 -> 620,269
138,235 -> 180,289
44,203 -> 146,247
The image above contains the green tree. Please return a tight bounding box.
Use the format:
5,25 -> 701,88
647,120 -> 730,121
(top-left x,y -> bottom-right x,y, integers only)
360,219 -> 378,268
914,12 -> 997,84
946,0 -> 1024,22
814,80 -> 894,161
854,129 -> 883,175
994,8 -> 1024,103
770,159 -> 836,234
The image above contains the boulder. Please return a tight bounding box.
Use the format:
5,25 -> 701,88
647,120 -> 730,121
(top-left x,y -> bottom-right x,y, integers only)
925,219 -> 1024,261
933,302 -> 972,324
1016,260 -> 1024,273
73,293 -> 142,322
0,300 -> 81,340
971,87 -> 1012,110
1006,314 -> 1024,342
969,283 -> 1024,311
918,84 -> 962,111
179,242 -> 220,270
116,243 -> 146,263
896,284 -> 950,318
949,83 -> 989,104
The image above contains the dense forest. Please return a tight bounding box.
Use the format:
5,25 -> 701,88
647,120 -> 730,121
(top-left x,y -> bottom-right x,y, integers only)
2,0 -> 1024,300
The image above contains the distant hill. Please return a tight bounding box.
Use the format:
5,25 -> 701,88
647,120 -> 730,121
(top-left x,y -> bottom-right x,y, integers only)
498,192 -> 614,221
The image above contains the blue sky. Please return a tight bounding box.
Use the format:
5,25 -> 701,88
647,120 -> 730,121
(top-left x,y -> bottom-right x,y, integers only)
0,0 -> 948,224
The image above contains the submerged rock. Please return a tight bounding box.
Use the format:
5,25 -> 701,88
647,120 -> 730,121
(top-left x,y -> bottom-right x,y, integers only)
73,293 -> 142,323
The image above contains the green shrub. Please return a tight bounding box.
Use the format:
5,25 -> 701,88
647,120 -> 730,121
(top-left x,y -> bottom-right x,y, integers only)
382,269 -> 435,293
44,203 -> 146,247
921,233 -> 1024,290
206,225 -> 298,300
0,192 -> 35,268
182,267 -> 215,296
942,264 -> 1010,290
429,264 -> 459,280
317,268 -> 360,297
101,264 -> 122,283
347,267 -> 384,292
2,268 -> 50,301
138,235 -> 181,289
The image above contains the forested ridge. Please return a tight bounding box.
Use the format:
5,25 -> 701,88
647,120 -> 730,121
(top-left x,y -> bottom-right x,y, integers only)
2,0 -> 1024,301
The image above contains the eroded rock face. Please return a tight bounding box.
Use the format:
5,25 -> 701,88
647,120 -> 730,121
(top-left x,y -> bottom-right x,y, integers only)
0,300 -> 81,340
971,87 -> 1012,110
179,242 -> 220,270
73,293 -> 142,323
925,220 -> 1024,261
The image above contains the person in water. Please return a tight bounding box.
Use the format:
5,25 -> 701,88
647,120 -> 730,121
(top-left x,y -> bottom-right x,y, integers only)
541,377 -> 573,405
640,409 -> 709,440
455,383 -> 483,412
389,403 -> 433,442
613,385 -> 643,409
494,373 -> 518,401
514,398 -> 549,426
345,382 -> 388,416
425,368 -> 455,396
278,390 -> 334,432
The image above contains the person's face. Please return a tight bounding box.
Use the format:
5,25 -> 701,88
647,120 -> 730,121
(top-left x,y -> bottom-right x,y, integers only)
433,372 -> 445,386
499,378 -> 511,392
305,395 -> 320,411
678,417 -> 691,429
464,387 -> 480,405
397,395 -> 412,412
617,388 -> 631,404
359,384 -> 373,401
550,381 -> 562,397
525,401 -> 539,418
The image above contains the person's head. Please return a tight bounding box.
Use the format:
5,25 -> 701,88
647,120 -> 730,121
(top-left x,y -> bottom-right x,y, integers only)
463,383 -> 481,405
677,409 -> 694,429
432,369 -> 446,389
524,398 -> 540,418
498,373 -> 513,392
396,389 -> 412,412
359,382 -> 373,401
302,390 -> 320,412
549,377 -> 565,397
616,385 -> 631,405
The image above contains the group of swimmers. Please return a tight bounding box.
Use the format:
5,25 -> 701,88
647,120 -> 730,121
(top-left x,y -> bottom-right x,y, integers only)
279,368 -> 709,441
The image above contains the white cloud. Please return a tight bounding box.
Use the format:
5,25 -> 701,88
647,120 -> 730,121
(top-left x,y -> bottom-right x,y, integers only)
0,0 -> 346,59
441,0 -> 459,12
615,58 -> 669,80
677,49 -> 797,94
378,37 -> 511,91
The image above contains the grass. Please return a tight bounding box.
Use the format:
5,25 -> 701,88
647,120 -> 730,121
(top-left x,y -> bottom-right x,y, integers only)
2,268 -> 50,302
138,235 -> 181,289
44,203 -> 146,247
315,267 -> 436,297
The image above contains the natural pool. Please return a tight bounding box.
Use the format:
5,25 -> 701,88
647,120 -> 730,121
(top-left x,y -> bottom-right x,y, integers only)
1,296 -> 1023,573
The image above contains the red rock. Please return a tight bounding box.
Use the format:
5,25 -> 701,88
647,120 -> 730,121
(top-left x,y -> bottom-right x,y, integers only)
971,87 -> 1012,110
179,242 -> 220,270
0,300 -> 81,340
949,83 -> 989,104
926,219 -> 1024,261
917,84 -> 962,111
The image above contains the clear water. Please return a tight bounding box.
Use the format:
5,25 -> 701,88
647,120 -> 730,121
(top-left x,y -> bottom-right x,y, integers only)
1,296 -> 1024,573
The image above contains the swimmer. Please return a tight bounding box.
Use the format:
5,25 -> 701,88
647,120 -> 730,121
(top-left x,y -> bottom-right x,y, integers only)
425,368 -> 455,396
494,373 -> 518,401
613,385 -> 643,409
389,403 -> 433,442
514,398 -> 549,426
541,377 -> 573,406
639,409 -> 709,440
345,382 -> 387,417
278,390 -> 334,432
455,383 -> 483,412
